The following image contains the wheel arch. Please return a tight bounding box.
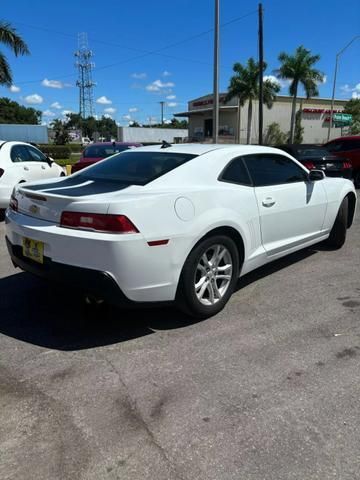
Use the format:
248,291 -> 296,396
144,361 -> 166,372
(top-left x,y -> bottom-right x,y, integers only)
346,191 -> 357,228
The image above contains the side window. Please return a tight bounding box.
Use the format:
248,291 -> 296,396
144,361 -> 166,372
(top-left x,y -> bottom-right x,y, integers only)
325,141 -> 343,152
244,154 -> 308,187
219,156 -> 252,186
342,140 -> 360,151
26,145 -> 47,162
10,145 -> 32,163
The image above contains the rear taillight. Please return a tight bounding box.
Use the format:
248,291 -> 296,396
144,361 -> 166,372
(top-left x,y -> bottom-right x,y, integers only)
0,168 -> 4,178
303,161 -> 315,170
60,211 -> 139,234
342,161 -> 352,169
9,194 -> 18,211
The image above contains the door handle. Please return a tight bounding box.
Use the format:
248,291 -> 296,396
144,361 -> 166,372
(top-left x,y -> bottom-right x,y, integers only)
41,165 -> 46,169
262,197 -> 276,207
23,166 -> 29,171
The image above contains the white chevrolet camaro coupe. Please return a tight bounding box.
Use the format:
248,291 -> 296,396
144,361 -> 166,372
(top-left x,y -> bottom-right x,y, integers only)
0,141 -> 65,216
5,144 -> 357,318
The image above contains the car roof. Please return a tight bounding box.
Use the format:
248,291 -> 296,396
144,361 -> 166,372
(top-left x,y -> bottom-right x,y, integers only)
326,136 -> 360,143
131,143 -> 285,156
86,142 -> 142,147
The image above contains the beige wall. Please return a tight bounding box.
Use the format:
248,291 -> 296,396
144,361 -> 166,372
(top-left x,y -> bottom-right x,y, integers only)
186,94 -> 347,144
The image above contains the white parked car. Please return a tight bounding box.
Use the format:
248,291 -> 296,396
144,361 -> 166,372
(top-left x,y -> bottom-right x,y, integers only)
5,144 -> 357,318
0,141 -> 65,215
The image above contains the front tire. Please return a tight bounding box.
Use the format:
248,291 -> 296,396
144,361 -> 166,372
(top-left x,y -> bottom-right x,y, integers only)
177,235 -> 240,318
325,196 -> 348,249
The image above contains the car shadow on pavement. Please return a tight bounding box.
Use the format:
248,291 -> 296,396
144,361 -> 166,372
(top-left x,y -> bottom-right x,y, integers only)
0,272 -> 200,351
0,246 -> 319,351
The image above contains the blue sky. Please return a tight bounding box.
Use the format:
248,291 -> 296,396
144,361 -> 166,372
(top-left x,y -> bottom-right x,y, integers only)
0,0 -> 359,126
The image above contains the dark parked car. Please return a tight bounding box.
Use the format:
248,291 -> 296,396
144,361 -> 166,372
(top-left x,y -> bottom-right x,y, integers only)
276,144 -> 352,180
71,142 -> 142,173
324,136 -> 360,188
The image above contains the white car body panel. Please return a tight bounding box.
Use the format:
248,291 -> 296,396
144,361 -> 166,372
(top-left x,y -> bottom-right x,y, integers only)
5,144 -> 357,304
0,141 -> 64,208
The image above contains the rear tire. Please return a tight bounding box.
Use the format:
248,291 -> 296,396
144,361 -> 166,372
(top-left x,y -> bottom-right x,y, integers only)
0,209 -> 5,221
177,235 -> 240,318
325,196 -> 348,249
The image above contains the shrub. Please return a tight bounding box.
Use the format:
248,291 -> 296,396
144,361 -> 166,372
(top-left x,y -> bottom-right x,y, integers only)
37,145 -> 71,159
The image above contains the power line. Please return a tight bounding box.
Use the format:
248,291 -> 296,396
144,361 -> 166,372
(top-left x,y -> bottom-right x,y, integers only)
13,10 -> 257,85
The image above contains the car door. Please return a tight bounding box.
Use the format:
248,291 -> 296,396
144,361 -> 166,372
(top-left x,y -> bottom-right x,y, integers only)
9,144 -> 35,182
243,153 -> 327,256
25,145 -> 55,179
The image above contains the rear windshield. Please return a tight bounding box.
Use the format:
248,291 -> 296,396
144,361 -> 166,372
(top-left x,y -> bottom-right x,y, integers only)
83,144 -> 134,158
78,151 -> 197,185
296,148 -> 329,158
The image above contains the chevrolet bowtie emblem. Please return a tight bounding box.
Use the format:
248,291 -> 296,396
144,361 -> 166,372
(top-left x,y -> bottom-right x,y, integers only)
29,204 -> 39,214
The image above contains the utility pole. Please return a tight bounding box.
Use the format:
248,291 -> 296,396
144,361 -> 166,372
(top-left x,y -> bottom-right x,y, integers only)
258,3 -> 264,145
213,0 -> 220,143
160,101 -> 165,125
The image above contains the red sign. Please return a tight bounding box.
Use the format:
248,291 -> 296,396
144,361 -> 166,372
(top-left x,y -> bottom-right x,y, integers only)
192,96 -> 226,107
302,108 -> 342,114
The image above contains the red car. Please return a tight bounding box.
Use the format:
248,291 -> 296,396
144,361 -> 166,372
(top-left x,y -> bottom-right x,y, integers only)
324,136 -> 360,188
71,142 -> 142,173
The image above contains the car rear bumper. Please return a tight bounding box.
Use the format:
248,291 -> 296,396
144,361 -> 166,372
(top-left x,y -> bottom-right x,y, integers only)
6,236 -> 135,306
5,209 -> 180,303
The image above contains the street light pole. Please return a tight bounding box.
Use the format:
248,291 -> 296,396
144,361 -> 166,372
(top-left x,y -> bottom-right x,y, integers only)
258,3 -> 264,145
327,35 -> 360,141
213,0 -> 220,144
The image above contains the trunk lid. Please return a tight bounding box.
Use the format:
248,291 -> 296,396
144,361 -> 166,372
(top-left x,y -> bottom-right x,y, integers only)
15,176 -> 130,223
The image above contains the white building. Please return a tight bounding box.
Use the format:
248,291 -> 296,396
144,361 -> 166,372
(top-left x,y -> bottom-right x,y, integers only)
175,93 -> 348,144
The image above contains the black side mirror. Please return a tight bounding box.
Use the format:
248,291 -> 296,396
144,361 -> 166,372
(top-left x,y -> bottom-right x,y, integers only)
46,156 -> 54,166
308,169 -> 325,181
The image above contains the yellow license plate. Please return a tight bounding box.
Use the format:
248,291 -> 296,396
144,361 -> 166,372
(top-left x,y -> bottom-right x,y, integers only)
22,237 -> 44,264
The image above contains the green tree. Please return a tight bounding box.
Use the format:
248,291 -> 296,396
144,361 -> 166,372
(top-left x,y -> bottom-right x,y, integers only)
275,45 -> 324,143
0,97 -> 41,124
50,119 -> 70,145
226,58 -> 280,144
264,122 -> 288,145
0,21 -> 29,86
343,98 -> 360,134
293,109 -> 304,143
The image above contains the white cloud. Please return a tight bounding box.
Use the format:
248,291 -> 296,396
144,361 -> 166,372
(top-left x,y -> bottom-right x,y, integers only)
123,114 -> 132,121
104,107 -> 116,114
322,75 -> 327,84
167,102 -> 178,108
129,107 -> 138,113
9,85 -> 20,93
50,101 -> 62,109
164,119 -> 172,124
42,109 -> 55,117
166,94 -> 176,100
162,70 -> 171,77
340,83 -> 360,97
96,96 -> 112,105
146,79 -> 175,92
24,94 -> 43,104
264,75 -> 291,89
103,113 -> 112,119
41,78 -> 64,89
131,72 -> 147,79
62,109 -> 73,116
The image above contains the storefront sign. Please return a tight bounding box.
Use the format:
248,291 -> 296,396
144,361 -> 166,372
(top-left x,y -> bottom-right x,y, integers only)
302,108 -> 342,114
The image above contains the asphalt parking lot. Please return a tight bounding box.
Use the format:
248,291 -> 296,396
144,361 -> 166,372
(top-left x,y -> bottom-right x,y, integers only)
0,203 -> 359,480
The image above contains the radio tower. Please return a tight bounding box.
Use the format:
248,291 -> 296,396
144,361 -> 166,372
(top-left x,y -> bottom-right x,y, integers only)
75,33 -> 95,118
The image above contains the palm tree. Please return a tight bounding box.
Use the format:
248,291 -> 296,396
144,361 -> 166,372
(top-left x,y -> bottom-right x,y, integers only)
0,21 -> 29,87
275,45 -> 324,143
226,58 -> 280,144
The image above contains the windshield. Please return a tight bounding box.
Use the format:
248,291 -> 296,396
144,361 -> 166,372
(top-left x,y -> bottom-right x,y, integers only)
296,148 -> 329,158
83,145 -> 133,158
78,151 -> 198,185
